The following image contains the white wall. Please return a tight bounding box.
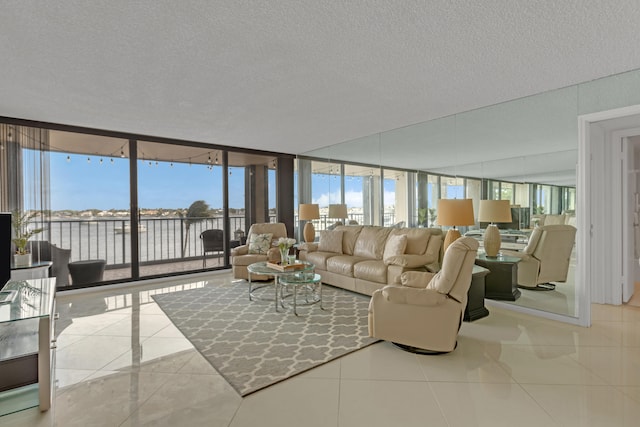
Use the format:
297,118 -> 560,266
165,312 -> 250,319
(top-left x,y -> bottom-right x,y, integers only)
588,122 -> 616,304
631,136 -> 640,281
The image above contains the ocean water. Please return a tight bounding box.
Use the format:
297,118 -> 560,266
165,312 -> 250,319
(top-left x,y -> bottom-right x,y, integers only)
47,217 -> 245,265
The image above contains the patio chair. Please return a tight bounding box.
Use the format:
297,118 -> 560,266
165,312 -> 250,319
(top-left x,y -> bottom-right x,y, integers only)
200,229 -> 224,267
27,240 -> 71,287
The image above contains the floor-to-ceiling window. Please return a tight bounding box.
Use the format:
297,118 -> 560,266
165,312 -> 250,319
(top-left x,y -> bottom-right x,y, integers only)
441,176 -> 464,199
343,164 -> 368,225
1,118 -> 289,289
562,186 -> 576,212
514,183 -> 530,228
383,168 -> 409,227
466,178 -> 482,226
136,141 -> 226,276
50,131 -> 132,282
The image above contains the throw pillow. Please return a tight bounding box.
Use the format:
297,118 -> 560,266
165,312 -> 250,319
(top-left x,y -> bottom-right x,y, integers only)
248,233 -> 273,254
383,234 -> 407,261
318,230 -> 343,253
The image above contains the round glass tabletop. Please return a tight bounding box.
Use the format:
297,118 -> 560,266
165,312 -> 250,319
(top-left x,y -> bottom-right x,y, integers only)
247,260 -> 314,276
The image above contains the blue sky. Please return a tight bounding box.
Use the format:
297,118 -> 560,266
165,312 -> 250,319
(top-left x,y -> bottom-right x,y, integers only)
49,153 -> 398,211
50,153 -> 261,210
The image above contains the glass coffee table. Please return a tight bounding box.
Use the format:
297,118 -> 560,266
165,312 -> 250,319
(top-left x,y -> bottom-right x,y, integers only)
278,273 -> 323,316
246,261 -> 315,312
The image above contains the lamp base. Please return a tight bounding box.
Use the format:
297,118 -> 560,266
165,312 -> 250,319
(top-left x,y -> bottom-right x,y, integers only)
303,221 -> 316,243
443,229 -> 462,254
483,224 -> 501,257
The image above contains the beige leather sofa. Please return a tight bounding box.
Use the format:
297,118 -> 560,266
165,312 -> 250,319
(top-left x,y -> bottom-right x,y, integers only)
231,222 -> 288,280
368,237 -> 479,353
298,225 -> 443,296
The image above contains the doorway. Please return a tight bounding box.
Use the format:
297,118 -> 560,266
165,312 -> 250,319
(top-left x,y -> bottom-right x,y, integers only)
579,106 -> 640,326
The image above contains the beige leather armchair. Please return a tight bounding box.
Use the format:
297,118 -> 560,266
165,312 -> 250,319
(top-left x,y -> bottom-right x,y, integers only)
231,222 -> 288,280
368,237 -> 479,354
502,224 -> 576,290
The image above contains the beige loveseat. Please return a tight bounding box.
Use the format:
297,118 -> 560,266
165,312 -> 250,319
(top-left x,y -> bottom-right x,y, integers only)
298,225 -> 443,296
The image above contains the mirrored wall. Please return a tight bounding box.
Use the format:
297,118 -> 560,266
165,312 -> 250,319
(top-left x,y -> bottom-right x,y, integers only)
302,95 -> 578,318
302,67 -> 640,321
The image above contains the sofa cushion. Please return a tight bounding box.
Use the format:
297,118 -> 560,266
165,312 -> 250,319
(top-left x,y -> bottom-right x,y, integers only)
353,226 -> 391,259
390,228 -> 436,255
335,225 -> 363,255
383,234 -> 407,261
354,260 -> 387,283
305,251 -> 338,270
326,255 -> 369,277
318,230 -> 343,253
248,233 -> 273,254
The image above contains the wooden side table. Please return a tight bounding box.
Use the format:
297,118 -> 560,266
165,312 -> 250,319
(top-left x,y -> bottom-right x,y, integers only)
475,253 -> 522,301
464,265 -> 490,321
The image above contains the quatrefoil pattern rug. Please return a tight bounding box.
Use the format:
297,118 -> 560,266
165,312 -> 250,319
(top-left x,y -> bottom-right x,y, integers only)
152,280 -> 378,396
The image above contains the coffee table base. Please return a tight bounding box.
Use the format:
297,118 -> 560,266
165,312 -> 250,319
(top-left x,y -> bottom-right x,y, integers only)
279,274 -> 323,316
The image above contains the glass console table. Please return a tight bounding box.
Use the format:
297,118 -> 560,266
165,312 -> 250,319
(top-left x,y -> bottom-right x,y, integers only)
10,261 -> 52,281
0,278 -> 56,416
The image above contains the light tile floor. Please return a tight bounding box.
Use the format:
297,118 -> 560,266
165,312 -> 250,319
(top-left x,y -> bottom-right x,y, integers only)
2,272 -> 640,427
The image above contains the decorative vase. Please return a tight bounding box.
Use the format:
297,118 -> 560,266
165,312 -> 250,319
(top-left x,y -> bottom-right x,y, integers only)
279,247 -> 289,265
14,253 -> 32,267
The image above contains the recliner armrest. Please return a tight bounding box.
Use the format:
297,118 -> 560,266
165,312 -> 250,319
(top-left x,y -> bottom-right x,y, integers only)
381,285 -> 447,306
500,249 -> 530,260
400,271 -> 435,288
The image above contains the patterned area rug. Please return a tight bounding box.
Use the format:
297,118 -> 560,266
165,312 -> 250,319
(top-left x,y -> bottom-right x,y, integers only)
152,280 -> 378,396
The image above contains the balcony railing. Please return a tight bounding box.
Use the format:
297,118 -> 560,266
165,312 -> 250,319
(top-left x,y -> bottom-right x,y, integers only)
43,212 -> 394,270
47,216 -> 251,267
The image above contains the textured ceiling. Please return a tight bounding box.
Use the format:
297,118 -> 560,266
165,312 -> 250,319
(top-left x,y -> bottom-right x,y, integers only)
2,1 -> 640,171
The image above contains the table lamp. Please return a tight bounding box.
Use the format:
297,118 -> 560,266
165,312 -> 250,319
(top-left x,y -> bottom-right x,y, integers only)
299,203 -> 320,243
478,200 -> 512,257
328,204 -> 348,221
437,199 -> 475,253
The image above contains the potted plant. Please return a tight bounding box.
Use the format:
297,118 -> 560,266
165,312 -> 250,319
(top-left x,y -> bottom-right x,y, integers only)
11,210 -> 43,267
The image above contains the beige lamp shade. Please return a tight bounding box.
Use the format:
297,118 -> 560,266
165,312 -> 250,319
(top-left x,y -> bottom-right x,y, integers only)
478,200 -> 512,257
477,200 -> 512,223
437,199 -> 475,253
436,199 -> 475,227
299,204 -> 320,221
299,203 -> 320,243
328,204 -> 348,219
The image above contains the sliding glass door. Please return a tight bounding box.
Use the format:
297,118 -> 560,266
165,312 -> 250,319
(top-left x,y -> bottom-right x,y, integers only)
49,130 -> 132,283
